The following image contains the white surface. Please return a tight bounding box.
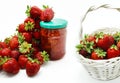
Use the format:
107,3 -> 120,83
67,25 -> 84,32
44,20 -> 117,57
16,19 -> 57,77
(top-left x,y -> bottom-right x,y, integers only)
1,0 -> 120,83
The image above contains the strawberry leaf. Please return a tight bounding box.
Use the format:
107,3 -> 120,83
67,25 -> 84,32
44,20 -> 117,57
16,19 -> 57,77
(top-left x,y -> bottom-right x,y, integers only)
19,42 -> 32,54
41,51 -> 49,62
94,48 -> 106,58
25,21 -> 35,31
113,32 -> 120,42
95,32 -> 104,42
18,33 -> 25,44
25,5 -> 31,17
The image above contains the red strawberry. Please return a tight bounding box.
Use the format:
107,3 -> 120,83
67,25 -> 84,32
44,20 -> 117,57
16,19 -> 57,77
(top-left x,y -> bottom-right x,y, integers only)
18,55 -> 28,69
41,5 -> 54,22
17,23 -> 26,33
0,41 -> 8,48
34,51 -> 49,65
22,32 -> 32,43
26,5 -> 42,19
107,45 -> 120,59
91,48 -> 106,60
85,34 -> 96,44
11,50 -> 20,60
2,58 -> 20,74
24,17 -> 35,31
26,57 -> 40,76
1,48 -> 11,57
9,36 -> 19,50
79,49 -> 89,58
33,29 -> 41,39
96,32 -> 114,50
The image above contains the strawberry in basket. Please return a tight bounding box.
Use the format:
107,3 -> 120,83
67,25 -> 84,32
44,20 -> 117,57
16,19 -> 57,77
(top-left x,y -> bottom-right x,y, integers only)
76,31 -> 120,60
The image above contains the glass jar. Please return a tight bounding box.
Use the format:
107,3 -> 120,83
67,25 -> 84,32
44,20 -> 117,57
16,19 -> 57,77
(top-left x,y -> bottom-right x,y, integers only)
40,18 -> 68,60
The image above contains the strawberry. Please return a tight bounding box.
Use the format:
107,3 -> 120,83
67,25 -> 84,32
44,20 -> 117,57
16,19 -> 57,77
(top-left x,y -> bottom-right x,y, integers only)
95,32 -> 114,50
19,41 -> 32,54
10,50 -> 20,60
91,48 -> 106,60
2,58 -> 20,74
26,57 -> 40,76
17,23 -> 26,33
33,29 -> 41,39
9,36 -> 19,50
26,5 -> 42,19
79,49 -> 90,58
1,48 -> 11,57
0,41 -> 8,48
24,17 -> 35,31
107,45 -> 120,59
22,32 -> 32,43
41,5 -> 54,22
34,51 -> 49,65
18,55 -> 28,69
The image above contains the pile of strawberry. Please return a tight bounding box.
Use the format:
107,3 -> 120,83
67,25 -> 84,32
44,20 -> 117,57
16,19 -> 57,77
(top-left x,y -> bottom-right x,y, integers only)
76,32 -> 120,60
0,5 -> 54,76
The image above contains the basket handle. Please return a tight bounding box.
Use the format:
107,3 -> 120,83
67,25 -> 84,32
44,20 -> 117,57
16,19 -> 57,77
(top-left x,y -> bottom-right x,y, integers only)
80,4 -> 120,39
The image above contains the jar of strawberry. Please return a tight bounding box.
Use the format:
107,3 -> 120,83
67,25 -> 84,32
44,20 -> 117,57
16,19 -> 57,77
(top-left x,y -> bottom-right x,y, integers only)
40,18 -> 67,60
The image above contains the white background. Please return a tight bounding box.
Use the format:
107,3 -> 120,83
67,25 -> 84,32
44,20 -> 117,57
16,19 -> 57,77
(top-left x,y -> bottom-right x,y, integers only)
1,0 -> 120,83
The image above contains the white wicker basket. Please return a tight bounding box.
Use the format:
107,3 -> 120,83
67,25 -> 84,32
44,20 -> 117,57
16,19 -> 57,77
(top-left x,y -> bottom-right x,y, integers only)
78,4 -> 120,80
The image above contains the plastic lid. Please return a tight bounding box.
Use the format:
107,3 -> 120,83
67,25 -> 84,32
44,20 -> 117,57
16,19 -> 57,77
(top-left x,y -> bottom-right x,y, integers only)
40,18 -> 68,29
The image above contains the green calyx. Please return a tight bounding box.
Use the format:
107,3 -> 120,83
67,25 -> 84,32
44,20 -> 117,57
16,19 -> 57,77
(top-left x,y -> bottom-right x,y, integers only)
18,33 -> 25,44
84,41 -> 94,53
25,21 -> 35,31
110,44 -> 118,50
95,32 -> 104,42
76,44 -> 84,51
28,57 -> 40,64
19,41 -> 32,54
41,51 -> 49,62
0,56 -> 10,66
113,32 -> 120,42
25,5 -> 31,17
76,40 -> 94,54
94,48 -> 106,58
4,37 -> 10,45
43,5 -> 49,9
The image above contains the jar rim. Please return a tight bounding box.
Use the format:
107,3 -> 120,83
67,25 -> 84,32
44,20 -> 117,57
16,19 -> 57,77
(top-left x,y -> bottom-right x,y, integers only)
40,18 -> 68,29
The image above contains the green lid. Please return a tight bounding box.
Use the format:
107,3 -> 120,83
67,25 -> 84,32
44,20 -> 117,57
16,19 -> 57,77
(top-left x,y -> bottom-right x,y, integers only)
40,18 -> 68,29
